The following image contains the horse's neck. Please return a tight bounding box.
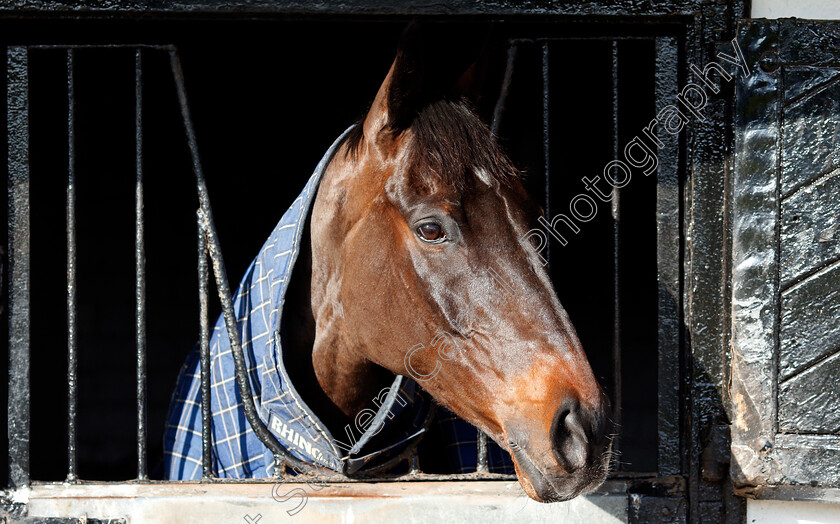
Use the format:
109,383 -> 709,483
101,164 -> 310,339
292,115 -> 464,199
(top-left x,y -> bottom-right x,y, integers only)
311,320 -> 395,417
303,151 -> 396,423
282,218 -> 392,434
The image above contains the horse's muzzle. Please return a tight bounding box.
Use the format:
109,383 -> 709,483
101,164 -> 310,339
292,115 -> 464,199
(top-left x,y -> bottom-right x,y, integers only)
508,396 -> 613,503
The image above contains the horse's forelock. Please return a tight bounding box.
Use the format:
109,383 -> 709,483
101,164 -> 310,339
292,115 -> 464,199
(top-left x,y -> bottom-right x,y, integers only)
408,99 -> 519,191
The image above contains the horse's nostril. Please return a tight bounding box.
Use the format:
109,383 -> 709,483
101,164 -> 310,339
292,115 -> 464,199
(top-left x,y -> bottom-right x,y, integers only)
551,401 -> 593,473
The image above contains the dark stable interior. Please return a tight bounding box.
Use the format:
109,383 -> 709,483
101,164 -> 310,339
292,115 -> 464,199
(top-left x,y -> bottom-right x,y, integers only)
0,18 -> 660,482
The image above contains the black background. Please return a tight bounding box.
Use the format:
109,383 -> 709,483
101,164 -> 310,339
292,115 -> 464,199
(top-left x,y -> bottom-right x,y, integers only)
0,18 -> 659,482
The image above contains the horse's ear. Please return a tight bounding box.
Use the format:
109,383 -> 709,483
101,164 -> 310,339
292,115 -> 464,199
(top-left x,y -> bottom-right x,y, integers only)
363,22 -> 490,140
453,27 -> 508,125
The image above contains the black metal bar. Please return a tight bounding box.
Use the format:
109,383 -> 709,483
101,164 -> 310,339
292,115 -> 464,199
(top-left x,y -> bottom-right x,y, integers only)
655,36 -> 681,477
541,41 -> 551,267
275,451 -> 287,478
66,48 -> 78,483
197,217 -> 212,479
6,517 -> 128,524
610,40 -> 623,469
408,449 -> 420,475
134,48 -> 148,481
509,36 -> 659,45
475,431 -> 488,474
0,2 -> 716,17
473,43 -> 520,475
168,48 -> 317,475
29,44 -> 173,50
7,45 -> 31,489
490,43 -> 517,136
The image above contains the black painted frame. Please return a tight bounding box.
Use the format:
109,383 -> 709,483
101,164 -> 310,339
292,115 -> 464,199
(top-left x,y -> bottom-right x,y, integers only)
731,18 -> 840,500
1,2 -> 750,523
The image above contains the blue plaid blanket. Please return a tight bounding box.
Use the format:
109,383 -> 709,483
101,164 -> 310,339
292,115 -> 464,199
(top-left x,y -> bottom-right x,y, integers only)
164,126 -> 512,479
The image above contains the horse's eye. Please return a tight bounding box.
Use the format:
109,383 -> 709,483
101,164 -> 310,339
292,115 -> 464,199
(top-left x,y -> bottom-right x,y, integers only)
416,223 -> 446,243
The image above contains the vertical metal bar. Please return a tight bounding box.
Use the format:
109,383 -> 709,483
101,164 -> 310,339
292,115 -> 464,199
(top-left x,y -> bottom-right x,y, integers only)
66,48 -> 78,483
655,36 -> 681,477
168,48 -> 311,473
276,453 -> 287,478
490,44 -> 518,136
475,43 -> 519,474
541,42 -> 551,267
134,48 -> 148,481
408,449 -> 420,475
610,40 -> 623,468
475,431 -> 488,474
7,46 -> 31,489
198,219 -> 212,479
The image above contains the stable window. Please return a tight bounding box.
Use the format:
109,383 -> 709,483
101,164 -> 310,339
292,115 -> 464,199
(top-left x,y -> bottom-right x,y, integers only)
0,3 -> 746,522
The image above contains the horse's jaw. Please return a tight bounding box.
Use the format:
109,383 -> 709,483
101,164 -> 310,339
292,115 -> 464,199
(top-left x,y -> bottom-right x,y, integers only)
418,342 -> 613,504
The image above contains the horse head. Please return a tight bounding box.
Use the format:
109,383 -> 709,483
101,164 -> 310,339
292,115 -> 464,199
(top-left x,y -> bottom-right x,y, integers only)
308,25 -> 613,502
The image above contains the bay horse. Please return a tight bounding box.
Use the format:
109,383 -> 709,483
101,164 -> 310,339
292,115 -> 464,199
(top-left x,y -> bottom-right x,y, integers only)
165,24 -> 612,503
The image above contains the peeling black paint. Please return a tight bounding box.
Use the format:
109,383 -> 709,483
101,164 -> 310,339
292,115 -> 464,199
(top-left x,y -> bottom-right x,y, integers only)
731,19 -> 840,493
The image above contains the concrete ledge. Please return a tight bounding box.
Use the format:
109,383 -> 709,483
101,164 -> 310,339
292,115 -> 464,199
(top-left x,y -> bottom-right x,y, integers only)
23,481 -> 628,523
747,499 -> 840,524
